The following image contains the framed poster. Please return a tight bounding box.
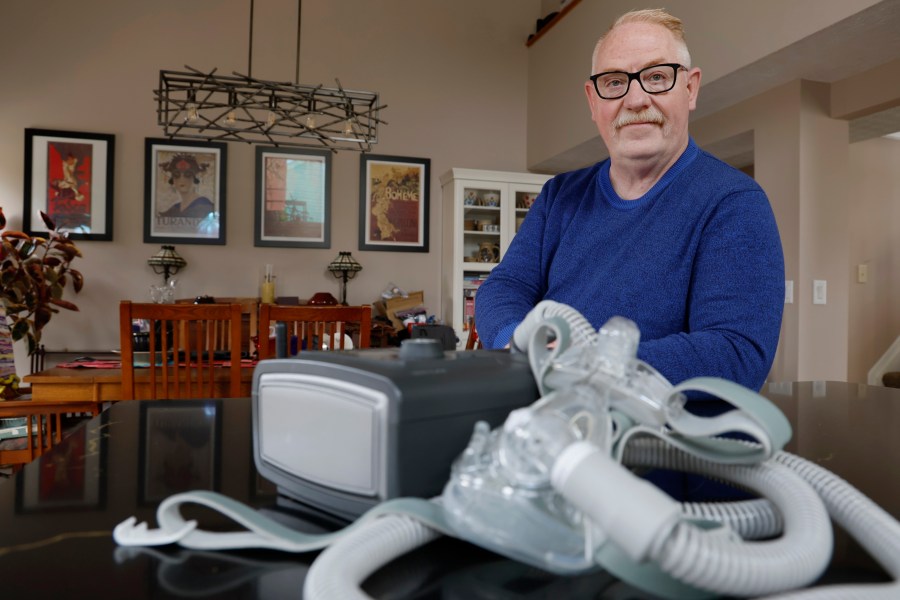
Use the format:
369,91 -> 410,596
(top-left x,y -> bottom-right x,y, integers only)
23,128 -> 115,241
358,154 -> 430,252
138,400 -> 222,505
254,146 -> 331,248
144,138 -> 227,245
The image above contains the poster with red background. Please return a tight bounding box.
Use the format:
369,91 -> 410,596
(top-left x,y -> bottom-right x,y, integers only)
46,141 -> 93,232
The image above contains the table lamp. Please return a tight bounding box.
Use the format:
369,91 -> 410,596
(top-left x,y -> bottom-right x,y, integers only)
147,245 -> 186,283
327,251 -> 362,305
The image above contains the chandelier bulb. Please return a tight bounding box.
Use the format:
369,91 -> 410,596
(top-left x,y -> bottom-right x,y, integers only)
342,119 -> 354,136
305,113 -> 317,129
225,110 -> 236,125
266,111 -> 277,128
186,102 -> 199,122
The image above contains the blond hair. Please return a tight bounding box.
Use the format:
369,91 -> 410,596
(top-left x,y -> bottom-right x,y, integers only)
592,8 -> 691,72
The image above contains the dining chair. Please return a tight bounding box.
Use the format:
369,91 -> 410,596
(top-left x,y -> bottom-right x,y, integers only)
257,304 -> 372,359
0,399 -> 99,469
119,301 -> 243,400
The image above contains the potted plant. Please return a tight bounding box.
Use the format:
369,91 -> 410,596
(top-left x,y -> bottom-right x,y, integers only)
0,207 -> 83,357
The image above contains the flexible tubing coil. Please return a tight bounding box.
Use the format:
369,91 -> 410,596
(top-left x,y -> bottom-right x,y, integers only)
304,441 -> 900,599
303,514 -> 439,600
681,498 -> 782,540
625,438 -> 900,598
511,300 -> 597,353
758,452 -> 900,600
622,438 -> 833,597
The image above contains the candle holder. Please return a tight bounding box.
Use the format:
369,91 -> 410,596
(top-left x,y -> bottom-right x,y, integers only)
261,264 -> 276,304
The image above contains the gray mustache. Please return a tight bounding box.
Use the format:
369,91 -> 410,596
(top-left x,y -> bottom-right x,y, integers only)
614,108 -> 666,129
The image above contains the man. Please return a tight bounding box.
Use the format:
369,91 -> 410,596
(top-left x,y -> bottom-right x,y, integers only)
474,8 -> 784,391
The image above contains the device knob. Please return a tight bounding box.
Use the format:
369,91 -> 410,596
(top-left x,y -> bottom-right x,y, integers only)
398,338 -> 444,360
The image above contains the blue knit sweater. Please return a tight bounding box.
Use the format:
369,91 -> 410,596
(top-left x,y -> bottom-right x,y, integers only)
475,139 -> 784,391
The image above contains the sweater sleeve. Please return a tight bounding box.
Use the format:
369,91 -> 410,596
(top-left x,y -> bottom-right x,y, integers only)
637,189 -> 784,391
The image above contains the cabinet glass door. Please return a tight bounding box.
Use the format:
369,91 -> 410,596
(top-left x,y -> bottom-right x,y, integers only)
461,186 -> 502,267
504,185 -> 542,251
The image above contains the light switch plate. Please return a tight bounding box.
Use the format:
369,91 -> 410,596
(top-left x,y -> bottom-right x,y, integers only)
813,380 -> 826,397
785,280 -> 793,304
813,280 -> 827,305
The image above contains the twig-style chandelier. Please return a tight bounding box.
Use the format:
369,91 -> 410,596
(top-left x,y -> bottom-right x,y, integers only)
154,0 -> 386,152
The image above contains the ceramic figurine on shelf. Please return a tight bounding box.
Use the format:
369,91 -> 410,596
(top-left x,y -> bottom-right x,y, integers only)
478,241 -> 500,263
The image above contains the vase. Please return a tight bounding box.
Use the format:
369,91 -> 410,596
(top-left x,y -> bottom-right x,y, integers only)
0,307 -> 21,398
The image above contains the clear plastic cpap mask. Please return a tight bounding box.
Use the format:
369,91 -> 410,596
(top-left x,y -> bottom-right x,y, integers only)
441,312 -> 685,574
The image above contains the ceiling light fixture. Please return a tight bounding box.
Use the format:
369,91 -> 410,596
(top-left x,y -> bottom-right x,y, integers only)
154,0 -> 386,152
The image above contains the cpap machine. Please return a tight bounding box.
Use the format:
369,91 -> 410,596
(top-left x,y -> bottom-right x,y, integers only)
114,301 -> 900,600
250,339 -> 540,520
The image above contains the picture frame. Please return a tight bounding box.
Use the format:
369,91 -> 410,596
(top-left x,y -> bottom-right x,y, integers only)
144,138 -> 227,245
358,154 -> 430,252
137,400 -> 222,505
23,128 -> 115,241
15,414 -> 108,513
254,146 -> 331,248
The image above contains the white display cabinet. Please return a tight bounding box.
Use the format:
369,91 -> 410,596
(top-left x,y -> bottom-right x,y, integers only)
440,168 -> 551,346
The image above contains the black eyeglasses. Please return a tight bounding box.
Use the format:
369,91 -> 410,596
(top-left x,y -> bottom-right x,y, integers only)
589,63 -> 686,100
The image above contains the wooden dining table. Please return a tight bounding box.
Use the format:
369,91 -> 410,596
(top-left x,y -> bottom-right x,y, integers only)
23,364 -> 255,404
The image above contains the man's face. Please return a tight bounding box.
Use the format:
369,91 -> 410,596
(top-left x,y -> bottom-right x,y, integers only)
585,22 -> 701,166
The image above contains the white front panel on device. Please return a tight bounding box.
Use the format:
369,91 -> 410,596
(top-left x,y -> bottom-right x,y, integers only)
258,373 -> 389,497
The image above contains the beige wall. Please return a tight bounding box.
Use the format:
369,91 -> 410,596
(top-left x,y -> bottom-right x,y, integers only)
0,0 -> 540,362
689,80 -> 852,382
832,57 -> 900,120
797,82 -> 851,380
848,137 -> 900,382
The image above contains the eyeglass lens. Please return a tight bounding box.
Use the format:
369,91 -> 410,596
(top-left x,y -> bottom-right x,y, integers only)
593,64 -> 679,99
